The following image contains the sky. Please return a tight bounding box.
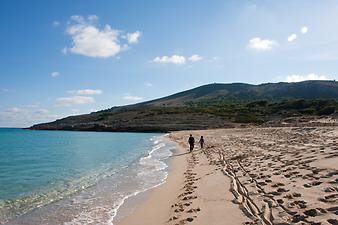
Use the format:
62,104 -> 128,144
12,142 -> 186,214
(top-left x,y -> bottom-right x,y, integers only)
1,0 -> 338,127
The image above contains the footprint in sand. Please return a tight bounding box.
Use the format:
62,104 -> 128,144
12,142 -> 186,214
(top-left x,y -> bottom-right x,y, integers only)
327,206 -> 338,214
329,178 -> 338,184
186,217 -> 194,222
303,208 -> 321,218
303,181 -> 322,188
271,182 -> 285,188
182,196 -> 197,201
291,213 -> 306,223
327,218 -> 338,225
186,208 -> 201,213
323,187 -> 338,192
277,187 -> 289,193
174,208 -> 184,212
293,200 -> 307,209
319,193 -> 338,203
276,199 -> 284,204
327,170 -> 338,177
178,192 -> 194,198
169,215 -> 179,221
175,217 -> 196,225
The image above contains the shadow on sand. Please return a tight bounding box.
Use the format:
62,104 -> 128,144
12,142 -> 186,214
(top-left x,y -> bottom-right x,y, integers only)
170,149 -> 202,157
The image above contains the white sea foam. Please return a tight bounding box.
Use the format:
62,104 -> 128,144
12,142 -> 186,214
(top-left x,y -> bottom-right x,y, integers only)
62,135 -> 175,225
108,135 -> 174,224
4,134 -> 176,225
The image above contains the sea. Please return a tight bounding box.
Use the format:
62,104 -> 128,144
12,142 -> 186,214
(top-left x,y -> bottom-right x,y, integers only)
0,128 -> 176,225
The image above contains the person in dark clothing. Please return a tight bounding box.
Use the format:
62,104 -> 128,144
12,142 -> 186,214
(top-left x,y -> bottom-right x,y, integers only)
199,136 -> 204,148
188,134 -> 195,152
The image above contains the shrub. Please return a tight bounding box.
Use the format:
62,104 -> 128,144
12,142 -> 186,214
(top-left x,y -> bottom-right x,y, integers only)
317,106 -> 336,116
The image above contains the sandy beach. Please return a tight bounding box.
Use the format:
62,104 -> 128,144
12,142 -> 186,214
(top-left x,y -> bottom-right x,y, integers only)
118,126 -> 338,225
3,1 -> 338,224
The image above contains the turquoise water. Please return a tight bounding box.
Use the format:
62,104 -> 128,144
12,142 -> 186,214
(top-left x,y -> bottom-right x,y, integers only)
0,128 -> 175,224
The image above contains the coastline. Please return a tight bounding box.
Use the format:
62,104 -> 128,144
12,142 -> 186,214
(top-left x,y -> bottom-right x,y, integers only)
3,127 -> 337,224
116,127 -> 338,225
116,131 -> 249,225
115,135 -> 187,225
1,132 -> 174,225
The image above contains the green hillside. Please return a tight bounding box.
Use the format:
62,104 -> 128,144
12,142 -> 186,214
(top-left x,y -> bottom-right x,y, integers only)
29,80 -> 338,132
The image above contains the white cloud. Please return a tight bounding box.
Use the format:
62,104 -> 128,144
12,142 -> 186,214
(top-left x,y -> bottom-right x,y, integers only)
301,26 -> 308,34
68,89 -> 102,95
123,95 -> 143,101
188,54 -> 203,62
287,34 -> 297,42
5,107 -> 23,113
56,96 -> 95,107
0,106 -> 58,127
286,27 -> 308,44
87,15 -> 98,22
152,54 -> 203,65
50,71 -> 60,77
127,31 -> 141,44
53,21 -> 60,27
66,17 -> 120,58
247,37 -> 277,51
63,15 -> 140,58
153,55 -> 186,64
285,73 -> 330,82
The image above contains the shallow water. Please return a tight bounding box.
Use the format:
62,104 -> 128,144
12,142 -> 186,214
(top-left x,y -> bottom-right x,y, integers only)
0,128 -> 175,224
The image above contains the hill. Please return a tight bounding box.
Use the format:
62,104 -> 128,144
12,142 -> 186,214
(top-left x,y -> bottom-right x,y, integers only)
29,80 -> 338,132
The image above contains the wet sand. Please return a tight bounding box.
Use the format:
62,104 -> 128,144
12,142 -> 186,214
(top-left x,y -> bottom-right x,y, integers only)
118,126 -> 338,225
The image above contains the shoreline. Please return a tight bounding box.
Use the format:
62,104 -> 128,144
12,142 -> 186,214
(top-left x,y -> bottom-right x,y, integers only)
116,127 -> 338,225
3,127 -> 337,224
1,133 -> 174,225
105,134 -> 178,224
116,131 -> 249,225
115,135 -> 188,225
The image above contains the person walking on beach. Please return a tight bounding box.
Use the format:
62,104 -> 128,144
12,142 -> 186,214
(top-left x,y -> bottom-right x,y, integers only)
199,136 -> 204,148
188,134 -> 195,152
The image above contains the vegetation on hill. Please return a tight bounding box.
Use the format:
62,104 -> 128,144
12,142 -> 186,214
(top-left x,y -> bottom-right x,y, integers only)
29,81 -> 338,132
187,98 -> 338,124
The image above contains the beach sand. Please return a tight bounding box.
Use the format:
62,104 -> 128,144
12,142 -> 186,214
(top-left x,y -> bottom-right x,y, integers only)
118,126 -> 338,225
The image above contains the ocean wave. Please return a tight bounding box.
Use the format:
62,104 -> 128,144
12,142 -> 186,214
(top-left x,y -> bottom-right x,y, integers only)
62,135 -> 175,225
0,165 -> 119,224
1,134 -> 176,225
108,135 -> 174,224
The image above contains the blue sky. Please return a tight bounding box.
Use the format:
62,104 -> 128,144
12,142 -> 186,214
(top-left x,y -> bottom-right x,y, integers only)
1,0 -> 338,127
